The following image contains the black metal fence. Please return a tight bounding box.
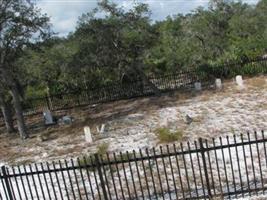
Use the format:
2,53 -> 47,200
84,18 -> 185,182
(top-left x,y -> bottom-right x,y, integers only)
20,57 -> 267,116
1,130 -> 267,199
21,70 -> 201,115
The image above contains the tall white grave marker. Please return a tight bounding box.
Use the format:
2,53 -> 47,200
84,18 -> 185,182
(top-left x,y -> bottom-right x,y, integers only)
84,126 -> 93,143
100,124 -> 105,134
236,75 -> 244,89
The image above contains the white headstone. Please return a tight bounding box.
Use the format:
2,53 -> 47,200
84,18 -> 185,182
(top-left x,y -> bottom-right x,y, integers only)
215,78 -> 222,90
194,82 -> 202,91
100,124 -> 105,133
236,75 -> 243,86
43,110 -> 55,125
96,124 -> 106,134
84,126 -> 93,143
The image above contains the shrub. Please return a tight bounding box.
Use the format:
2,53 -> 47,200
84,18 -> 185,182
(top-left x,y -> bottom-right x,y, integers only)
78,143 -> 109,169
78,154 -> 94,168
155,127 -> 183,143
96,142 -> 109,156
118,152 -> 134,161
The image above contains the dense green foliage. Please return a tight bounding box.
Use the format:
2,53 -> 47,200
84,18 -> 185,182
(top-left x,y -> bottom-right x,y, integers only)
19,0 -> 267,99
155,127 -> 184,143
0,0 -> 51,137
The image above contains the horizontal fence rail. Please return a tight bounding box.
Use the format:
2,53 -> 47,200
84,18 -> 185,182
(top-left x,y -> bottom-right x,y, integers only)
17,57 -> 267,116
1,130 -> 267,199
21,71 -> 200,115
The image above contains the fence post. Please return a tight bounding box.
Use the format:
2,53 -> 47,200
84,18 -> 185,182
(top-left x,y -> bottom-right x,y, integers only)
94,154 -> 108,200
199,138 -> 212,199
1,166 -> 13,200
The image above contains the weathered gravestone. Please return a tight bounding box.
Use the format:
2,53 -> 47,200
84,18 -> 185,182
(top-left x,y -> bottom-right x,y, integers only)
43,110 -> 56,125
58,115 -> 74,125
194,82 -> 202,91
185,114 -> 193,125
215,78 -> 222,90
84,126 -> 93,143
96,124 -> 106,134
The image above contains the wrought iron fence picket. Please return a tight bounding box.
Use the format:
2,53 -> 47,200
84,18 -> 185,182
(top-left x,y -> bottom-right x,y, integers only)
1,131 -> 267,199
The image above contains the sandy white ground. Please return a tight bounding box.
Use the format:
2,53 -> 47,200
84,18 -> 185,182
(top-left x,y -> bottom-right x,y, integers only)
0,76 -> 266,199
0,76 -> 266,165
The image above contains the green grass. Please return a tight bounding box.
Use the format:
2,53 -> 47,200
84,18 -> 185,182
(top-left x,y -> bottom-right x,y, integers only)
155,127 -> 184,143
78,154 -> 94,168
96,142 -> 109,156
78,142 -> 110,168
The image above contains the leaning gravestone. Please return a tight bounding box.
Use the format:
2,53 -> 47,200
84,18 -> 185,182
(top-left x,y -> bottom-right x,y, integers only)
215,78 -> 222,90
185,114 -> 193,125
96,124 -> 106,134
43,110 -> 56,125
84,126 -> 93,143
194,82 -> 202,91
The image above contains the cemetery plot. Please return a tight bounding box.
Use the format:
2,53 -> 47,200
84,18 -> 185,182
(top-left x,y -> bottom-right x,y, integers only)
0,75 -> 266,167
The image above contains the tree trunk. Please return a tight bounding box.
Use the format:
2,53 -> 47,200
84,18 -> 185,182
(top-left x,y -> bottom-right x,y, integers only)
46,85 -> 53,110
134,65 -> 161,96
10,86 -> 28,139
0,94 -> 15,133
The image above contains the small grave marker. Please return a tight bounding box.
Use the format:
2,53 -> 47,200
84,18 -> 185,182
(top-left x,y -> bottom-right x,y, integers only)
185,114 -> 193,125
62,116 -> 73,125
215,78 -> 222,90
43,110 -> 56,125
96,124 -> 106,134
194,82 -> 202,91
84,126 -> 93,143
236,75 -> 243,86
